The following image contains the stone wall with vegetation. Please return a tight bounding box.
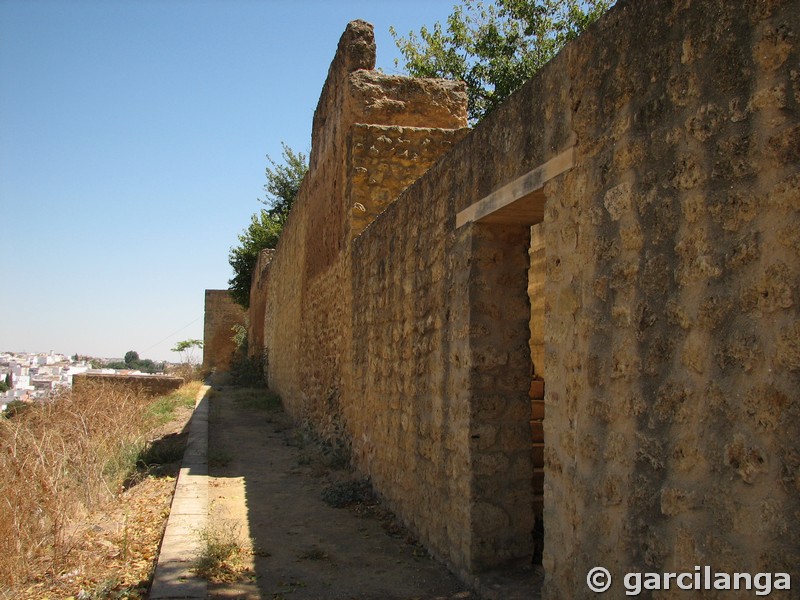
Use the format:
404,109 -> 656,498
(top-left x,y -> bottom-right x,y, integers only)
254,1 -> 799,593
203,289 -> 245,371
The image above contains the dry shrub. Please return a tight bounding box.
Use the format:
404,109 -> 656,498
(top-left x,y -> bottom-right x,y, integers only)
169,362 -> 203,382
192,523 -> 251,583
0,381 -> 153,587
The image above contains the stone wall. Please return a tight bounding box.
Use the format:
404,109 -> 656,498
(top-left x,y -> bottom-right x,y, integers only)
537,1 -> 799,596
252,2 -> 799,595
248,249 -> 275,362
203,289 -> 246,371
72,373 -> 184,398
528,223 -> 545,376
349,124 -> 468,238
262,20 -> 467,450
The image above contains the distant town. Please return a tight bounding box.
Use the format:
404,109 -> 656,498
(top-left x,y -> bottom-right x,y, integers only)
0,351 -> 174,410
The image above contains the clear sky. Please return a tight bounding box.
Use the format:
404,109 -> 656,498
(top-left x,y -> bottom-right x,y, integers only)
0,0 -> 457,362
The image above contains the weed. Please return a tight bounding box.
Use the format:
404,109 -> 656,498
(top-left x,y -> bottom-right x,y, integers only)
76,577 -> 145,600
192,525 -> 250,583
0,400 -> 30,419
170,362 -> 203,382
137,434 -> 186,469
291,423 -> 351,473
228,345 -> 264,386
321,479 -> 377,509
145,381 -> 202,426
104,440 -> 147,486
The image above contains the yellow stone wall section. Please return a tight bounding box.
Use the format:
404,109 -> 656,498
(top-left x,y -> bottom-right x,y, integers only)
247,1 -> 799,593
203,290 -> 246,372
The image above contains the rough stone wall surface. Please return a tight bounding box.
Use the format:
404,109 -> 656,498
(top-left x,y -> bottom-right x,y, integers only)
347,70 -> 468,129
349,124 -> 468,238
350,167 -> 474,572
262,200 -> 307,409
203,290 -> 245,371
262,20 -> 467,451
255,1 -> 799,593
535,1 -> 799,596
466,222 -> 534,568
529,223 -> 545,376
72,373 -> 184,398
248,249 -> 275,361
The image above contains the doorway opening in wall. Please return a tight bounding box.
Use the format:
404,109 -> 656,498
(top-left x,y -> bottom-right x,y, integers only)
456,146 -> 572,576
528,223 -> 546,565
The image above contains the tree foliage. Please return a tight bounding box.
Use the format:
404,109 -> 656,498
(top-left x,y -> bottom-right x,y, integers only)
260,143 -> 309,224
171,339 -> 204,365
391,0 -> 613,123
107,350 -> 161,373
228,143 -> 308,308
227,210 -> 284,308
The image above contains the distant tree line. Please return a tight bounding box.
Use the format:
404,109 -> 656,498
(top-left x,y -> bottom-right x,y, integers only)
105,350 -> 164,373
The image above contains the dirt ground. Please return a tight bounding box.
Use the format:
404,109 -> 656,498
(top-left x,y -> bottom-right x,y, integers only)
205,386 -> 475,600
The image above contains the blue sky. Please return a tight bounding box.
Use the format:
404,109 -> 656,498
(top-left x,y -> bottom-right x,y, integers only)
0,0 -> 456,362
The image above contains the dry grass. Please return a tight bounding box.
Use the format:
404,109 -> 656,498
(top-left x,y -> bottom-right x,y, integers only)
0,380 -> 201,592
192,523 -> 252,583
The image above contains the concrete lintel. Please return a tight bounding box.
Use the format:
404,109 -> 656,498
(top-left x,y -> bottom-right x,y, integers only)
455,146 -> 575,228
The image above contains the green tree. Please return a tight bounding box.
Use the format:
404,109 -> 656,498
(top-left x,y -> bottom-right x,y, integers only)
124,350 -> 140,366
228,143 -> 308,308
137,358 -> 158,373
227,211 -> 283,308
391,0 -> 613,123
260,143 -> 309,224
171,339 -> 204,365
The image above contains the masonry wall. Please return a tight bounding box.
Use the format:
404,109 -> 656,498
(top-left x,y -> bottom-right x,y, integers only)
262,21 -> 467,450
529,223 -> 545,376
72,373 -> 184,398
350,167 -> 477,570
534,2 -> 799,596
203,289 -> 245,371
248,249 -> 275,363
256,1 -> 799,594
349,125 -> 467,237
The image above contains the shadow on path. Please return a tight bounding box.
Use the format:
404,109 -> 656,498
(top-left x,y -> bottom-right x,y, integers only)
206,385 -> 473,600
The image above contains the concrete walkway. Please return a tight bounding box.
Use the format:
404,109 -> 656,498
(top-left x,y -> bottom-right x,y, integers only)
149,385 -> 210,600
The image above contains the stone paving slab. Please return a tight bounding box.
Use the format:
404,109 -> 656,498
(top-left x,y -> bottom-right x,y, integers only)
149,385 -> 210,600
